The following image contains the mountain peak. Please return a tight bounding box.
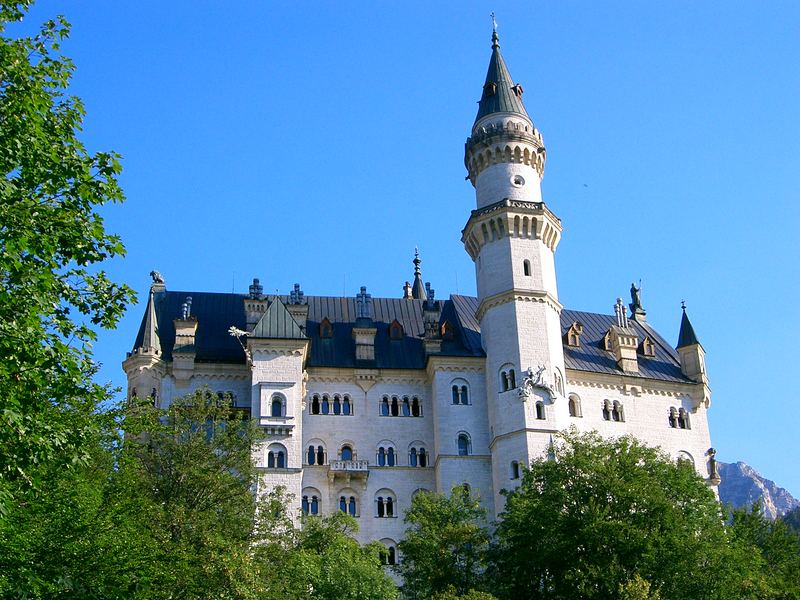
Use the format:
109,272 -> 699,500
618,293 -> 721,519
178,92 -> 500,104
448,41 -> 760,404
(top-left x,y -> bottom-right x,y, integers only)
718,461 -> 800,520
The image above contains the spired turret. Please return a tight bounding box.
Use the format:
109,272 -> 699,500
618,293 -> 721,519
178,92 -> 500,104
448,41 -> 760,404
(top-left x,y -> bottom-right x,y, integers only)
465,29 -> 546,209
462,26 -> 568,516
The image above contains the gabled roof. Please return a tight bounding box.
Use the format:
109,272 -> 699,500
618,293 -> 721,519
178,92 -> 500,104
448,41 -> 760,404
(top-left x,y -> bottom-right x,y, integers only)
474,32 -> 530,125
252,297 -> 306,340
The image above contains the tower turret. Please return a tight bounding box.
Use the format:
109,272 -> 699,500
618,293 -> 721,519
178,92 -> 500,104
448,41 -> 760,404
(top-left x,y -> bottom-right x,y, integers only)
465,27 -> 546,209
462,26 -> 568,515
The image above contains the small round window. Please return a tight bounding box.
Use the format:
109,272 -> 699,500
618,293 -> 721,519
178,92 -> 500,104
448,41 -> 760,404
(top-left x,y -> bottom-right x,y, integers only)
512,175 -> 525,187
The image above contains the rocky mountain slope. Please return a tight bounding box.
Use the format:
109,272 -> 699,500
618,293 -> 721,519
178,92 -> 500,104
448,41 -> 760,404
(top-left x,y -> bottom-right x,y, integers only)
718,461 -> 800,520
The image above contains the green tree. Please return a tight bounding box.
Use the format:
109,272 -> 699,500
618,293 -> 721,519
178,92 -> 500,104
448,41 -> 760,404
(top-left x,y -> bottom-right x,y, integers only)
490,431 -> 747,600
728,504 -> 800,599
782,506 -> 800,536
396,486 -> 490,600
0,2 -> 134,512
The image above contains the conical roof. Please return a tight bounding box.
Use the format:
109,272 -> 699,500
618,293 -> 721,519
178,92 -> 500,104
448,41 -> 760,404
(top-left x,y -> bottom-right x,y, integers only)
133,288 -> 161,354
474,31 -> 530,125
676,306 -> 700,348
411,249 -> 427,301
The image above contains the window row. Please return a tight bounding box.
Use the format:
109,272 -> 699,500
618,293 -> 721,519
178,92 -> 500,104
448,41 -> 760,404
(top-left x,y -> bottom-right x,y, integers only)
567,394 -> 693,431
310,394 -> 352,416
380,395 -> 422,417
300,488 -> 419,521
304,442 -> 429,467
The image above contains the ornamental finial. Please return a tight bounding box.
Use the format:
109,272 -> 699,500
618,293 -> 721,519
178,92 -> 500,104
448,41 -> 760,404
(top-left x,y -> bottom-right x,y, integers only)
491,12 -> 499,47
413,247 -> 422,276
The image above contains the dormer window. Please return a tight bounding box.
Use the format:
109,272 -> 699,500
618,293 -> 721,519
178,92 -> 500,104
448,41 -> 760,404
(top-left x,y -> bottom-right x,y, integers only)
441,320 -> 455,341
483,81 -> 497,96
511,83 -> 524,97
319,317 -> 333,339
602,330 -> 614,352
564,321 -> 584,348
639,336 -> 656,357
389,319 -> 404,340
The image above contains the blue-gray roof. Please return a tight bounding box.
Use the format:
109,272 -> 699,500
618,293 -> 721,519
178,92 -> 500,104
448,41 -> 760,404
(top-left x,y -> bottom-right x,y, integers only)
132,290 -> 690,382
474,33 -> 530,124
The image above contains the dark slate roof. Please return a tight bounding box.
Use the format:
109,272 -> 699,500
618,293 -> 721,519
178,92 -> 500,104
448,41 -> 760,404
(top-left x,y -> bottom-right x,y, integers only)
474,33 -> 530,125
252,297 -> 306,340
676,309 -> 701,348
561,310 -> 691,383
132,290 -> 690,382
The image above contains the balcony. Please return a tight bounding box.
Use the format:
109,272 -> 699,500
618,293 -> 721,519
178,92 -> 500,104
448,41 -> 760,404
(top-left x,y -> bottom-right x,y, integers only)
328,460 -> 369,488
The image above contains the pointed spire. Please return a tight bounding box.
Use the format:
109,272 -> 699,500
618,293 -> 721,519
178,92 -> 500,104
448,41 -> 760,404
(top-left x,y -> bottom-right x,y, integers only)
474,20 -> 530,126
411,248 -> 427,300
677,302 -> 701,348
137,288 -> 161,355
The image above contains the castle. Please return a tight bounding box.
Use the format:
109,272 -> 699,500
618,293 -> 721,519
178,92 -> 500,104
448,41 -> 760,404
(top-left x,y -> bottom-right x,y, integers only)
123,28 -> 717,562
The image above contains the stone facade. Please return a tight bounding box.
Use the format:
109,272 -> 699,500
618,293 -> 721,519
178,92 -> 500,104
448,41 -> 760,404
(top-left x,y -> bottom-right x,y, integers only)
123,31 -> 716,558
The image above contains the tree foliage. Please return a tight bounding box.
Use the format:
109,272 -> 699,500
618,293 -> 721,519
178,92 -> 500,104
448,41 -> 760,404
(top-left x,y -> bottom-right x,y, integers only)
0,1 -> 135,511
396,486 -> 490,600
489,431 -> 749,600
0,390 -> 398,599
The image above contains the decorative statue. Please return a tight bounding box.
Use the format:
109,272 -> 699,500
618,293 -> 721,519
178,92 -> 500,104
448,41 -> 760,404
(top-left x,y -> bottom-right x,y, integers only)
518,365 -> 548,401
706,447 -> 720,482
150,270 -> 165,284
630,281 -> 644,313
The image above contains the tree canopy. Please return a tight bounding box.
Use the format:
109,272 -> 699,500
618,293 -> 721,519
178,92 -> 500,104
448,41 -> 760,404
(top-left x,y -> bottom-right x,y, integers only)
489,431 -> 785,600
396,486 -> 490,600
0,1 -> 134,513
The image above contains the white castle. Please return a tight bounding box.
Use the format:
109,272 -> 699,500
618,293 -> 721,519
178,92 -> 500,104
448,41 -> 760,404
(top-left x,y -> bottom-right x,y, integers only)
123,29 -> 716,563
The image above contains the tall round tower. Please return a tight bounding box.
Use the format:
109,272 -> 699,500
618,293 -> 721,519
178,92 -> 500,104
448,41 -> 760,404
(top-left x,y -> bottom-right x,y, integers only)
462,28 -> 569,515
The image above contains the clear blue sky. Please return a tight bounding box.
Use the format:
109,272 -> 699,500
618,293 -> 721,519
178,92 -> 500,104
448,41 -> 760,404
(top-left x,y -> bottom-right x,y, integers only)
13,2 -> 800,496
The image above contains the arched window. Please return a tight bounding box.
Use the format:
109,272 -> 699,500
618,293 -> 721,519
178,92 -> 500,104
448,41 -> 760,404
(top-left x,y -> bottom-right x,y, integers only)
307,445 -> 315,465
381,396 -> 390,416
457,433 -> 471,456
402,397 -> 410,417
341,445 -> 353,461
553,368 -> 564,396
378,447 -> 386,467
511,460 -> 521,480
411,397 -> 421,417
375,490 -> 396,518
409,447 -> 417,467
419,448 -> 427,467
302,488 -> 321,515
387,447 -> 395,467
669,407 -> 678,428
380,539 -> 398,566
509,369 -> 516,389
339,493 -> 358,516
343,396 -> 351,415
677,451 -> 695,467
602,399 -> 612,421
333,395 -> 341,415
461,385 -> 469,405
271,395 -> 283,417
321,395 -> 330,415
568,394 -> 582,418
452,385 -> 460,404
391,396 -> 399,417
267,443 -> 287,469
612,400 -> 624,422
678,408 -> 690,429
535,401 -> 545,420
451,379 -> 469,405
311,395 -> 320,414
316,445 -> 325,465
500,371 -> 509,392
523,259 -> 531,276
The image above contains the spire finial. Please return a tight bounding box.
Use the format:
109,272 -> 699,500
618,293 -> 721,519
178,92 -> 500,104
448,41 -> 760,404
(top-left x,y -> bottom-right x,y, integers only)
491,12 -> 499,48
413,247 -> 422,276
681,300 -> 686,311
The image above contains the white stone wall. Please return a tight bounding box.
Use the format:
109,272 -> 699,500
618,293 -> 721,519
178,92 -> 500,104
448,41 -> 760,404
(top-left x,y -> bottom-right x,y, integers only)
475,162 -> 543,208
